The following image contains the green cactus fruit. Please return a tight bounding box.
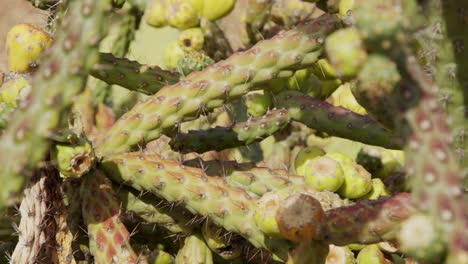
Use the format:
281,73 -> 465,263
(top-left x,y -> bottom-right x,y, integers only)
397,214 -> 446,262
167,0 -> 200,29
375,149 -> 404,179
175,234 -> 213,264
245,92 -> 273,117
253,190 -> 287,238
0,74 -> 31,107
353,54 -> 401,129
347,244 -> 366,251
303,156 -> 345,192
325,245 -> 356,264
294,146 -> 326,175
150,249 -> 175,264
164,41 -> 187,70
337,163 -> 372,199
198,0 -> 236,21
201,221 -> 242,260
176,51 -> 215,76
52,139 -> 95,178
276,193 -> 325,242
328,83 -> 367,115
356,245 -> 386,264
338,0 -> 354,18
146,0 -> 169,28
325,152 -> 354,167
356,146 -> 383,176
178,28 -> 205,52
6,23 -> 52,73
360,178 -> 389,200
325,27 -> 367,79
352,0 -> 404,47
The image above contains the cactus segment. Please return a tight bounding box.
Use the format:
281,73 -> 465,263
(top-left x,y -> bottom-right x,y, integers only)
90,53 -> 180,95
95,14 -> 341,157
169,109 -> 290,154
245,92 -> 273,117
353,54 -> 401,129
275,91 -> 403,149
116,187 -> 194,234
100,152 -> 293,260
80,170 -> 139,263
356,245 -> 386,264
0,0 -> 112,211
6,23 -> 53,73
320,193 -> 416,245
325,27 -> 367,78
175,234 -> 213,264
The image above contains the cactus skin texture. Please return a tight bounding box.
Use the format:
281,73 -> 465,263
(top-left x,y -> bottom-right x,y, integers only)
91,53 -> 181,96
175,234 -> 213,264
169,109 -> 290,154
94,14 -> 341,157
0,0 -> 111,211
100,152 -> 294,260
6,23 -> 53,73
80,170 -> 139,264
274,91 -> 403,149
319,193 -> 416,246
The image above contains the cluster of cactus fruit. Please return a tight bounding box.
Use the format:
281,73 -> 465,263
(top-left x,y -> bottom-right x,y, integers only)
0,0 -> 466,263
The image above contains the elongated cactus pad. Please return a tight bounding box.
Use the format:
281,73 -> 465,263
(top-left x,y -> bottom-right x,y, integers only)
95,14 -> 341,157
170,109 -> 290,153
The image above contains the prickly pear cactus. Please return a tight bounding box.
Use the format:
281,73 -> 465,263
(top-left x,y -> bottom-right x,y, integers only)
0,0 -> 466,263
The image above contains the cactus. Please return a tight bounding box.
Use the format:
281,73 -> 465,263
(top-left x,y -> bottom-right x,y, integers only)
2,2 -> 467,263
169,109 -> 290,153
80,170 -> 139,263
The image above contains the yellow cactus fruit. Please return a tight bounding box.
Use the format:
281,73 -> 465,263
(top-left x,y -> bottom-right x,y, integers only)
360,178 -> 389,200
164,41 -> 187,70
178,28 -> 205,52
167,0 -> 200,29
6,23 -> 52,73
146,0 -> 170,28
0,74 -> 31,107
199,0 -> 236,21
325,245 -> 356,264
294,146 -> 326,175
339,0 -> 355,18
329,83 -> 367,115
253,190 -> 286,238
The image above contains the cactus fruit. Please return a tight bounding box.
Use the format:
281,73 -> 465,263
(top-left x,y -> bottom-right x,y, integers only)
178,28 -> 205,52
5,23 -> 53,73
276,193 -> 325,242
324,28 -> 367,78
325,245 -> 355,264
360,178 -> 389,200
0,74 -> 31,107
336,163 -> 372,199
175,234 -> 213,264
201,221 -> 243,260
176,51 -> 215,76
302,156 -> 345,192
244,92 -> 273,117
80,170 -> 139,263
294,146 -> 326,175
356,245 -> 386,264
328,83 -> 367,115
52,139 -> 95,178
164,41 -> 188,70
